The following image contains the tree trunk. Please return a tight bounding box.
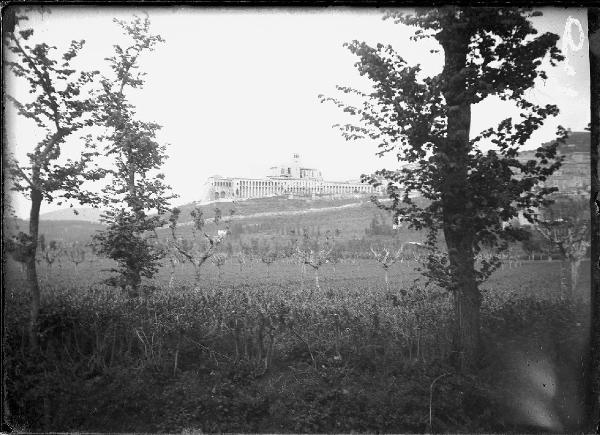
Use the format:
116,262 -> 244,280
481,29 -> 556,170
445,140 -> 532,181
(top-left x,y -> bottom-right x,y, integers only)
439,31 -> 480,370
27,188 -> 43,350
194,265 -> 202,285
560,260 -> 570,298
384,269 -> 389,292
570,258 -> 581,299
169,267 -> 175,289
445,230 -> 481,370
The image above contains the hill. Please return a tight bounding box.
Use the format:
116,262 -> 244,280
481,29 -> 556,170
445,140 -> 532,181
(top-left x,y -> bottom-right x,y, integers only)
6,196 -> 419,246
541,130 -> 589,153
176,196 -> 365,219
6,218 -> 105,244
39,207 -> 104,223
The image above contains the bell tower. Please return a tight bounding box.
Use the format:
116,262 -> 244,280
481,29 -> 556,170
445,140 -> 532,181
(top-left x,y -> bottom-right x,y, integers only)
290,153 -> 301,178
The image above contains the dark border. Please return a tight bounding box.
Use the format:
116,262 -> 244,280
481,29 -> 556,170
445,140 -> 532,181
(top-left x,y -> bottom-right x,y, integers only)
1,2 -> 598,434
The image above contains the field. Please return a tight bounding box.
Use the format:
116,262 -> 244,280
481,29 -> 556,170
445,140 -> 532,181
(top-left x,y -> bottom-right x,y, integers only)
6,254 -> 591,300
4,254 -> 590,433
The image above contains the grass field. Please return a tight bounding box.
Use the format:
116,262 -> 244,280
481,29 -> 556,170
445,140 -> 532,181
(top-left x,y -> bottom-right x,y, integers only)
4,256 -> 590,433
6,253 -> 590,299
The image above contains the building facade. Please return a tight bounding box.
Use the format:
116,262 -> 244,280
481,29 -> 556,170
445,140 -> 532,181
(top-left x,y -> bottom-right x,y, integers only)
204,154 -> 382,201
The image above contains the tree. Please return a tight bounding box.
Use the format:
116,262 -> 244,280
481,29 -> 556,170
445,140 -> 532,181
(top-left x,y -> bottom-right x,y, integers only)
41,240 -> 61,269
535,195 -> 590,298
260,240 -> 279,277
520,228 -> 546,260
234,250 -> 247,272
169,207 -> 234,284
294,228 -> 335,292
370,244 -> 402,292
66,242 -> 86,268
211,253 -> 227,279
4,9 -> 102,349
322,7 -> 565,369
328,243 -> 344,276
93,16 -> 174,296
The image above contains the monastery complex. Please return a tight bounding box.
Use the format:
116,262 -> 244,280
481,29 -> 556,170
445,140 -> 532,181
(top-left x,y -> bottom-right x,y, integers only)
203,154 -> 382,201
202,132 -> 589,203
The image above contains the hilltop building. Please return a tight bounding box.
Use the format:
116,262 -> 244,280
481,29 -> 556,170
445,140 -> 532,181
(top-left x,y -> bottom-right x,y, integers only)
512,131 -> 589,226
517,131 -> 589,196
203,154 -> 382,201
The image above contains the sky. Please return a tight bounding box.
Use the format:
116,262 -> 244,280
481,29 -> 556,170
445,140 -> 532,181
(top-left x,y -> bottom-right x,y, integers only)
4,7 -> 590,219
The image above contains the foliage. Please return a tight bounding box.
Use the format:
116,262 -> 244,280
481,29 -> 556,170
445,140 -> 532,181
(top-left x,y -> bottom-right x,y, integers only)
321,7 -> 566,367
322,8 -> 565,284
4,9 -> 104,348
365,212 -> 395,236
4,13 -> 104,208
536,195 -> 591,260
535,195 -> 591,296
4,257 -> 587,432
93,16 -> 174,295
520,226 -> 550,259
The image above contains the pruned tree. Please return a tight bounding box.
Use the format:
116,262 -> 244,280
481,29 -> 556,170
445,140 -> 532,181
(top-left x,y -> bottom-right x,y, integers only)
371,241 -> 427,291
93,16 -> 175,296
370,245 -> 402,292
321,7 -> 565,369
294,228 -> 335,291
166,246 -> 186,289
212,252 -> 227,279
66,242 -> 86,268
235,250 -> 247,272
535,195 -> 590,298
42,240 -> 61,268
328,244 -> 344,276
260,240 -> 279,278
400,240 -> 428,265
4,9 -> 103,348
169,206 -> 234,284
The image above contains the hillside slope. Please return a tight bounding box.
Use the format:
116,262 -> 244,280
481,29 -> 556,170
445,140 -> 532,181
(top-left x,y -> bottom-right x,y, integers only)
7,196 -> 405,244
39,207 -> 104,223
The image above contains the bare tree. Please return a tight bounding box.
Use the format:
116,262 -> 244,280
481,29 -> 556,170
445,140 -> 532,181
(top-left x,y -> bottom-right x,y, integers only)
166,247 -> 186,289
42,240 -> 61,269
67,243 -> 86,268
212,253 -> 227,279
328,245 -> 344,276
535,196 -> 590,298
234,251 -> 247,272
370,245 -> 403,292
168,207 -> 234,284
260,241 -> 279,278
294,229 -> 335,292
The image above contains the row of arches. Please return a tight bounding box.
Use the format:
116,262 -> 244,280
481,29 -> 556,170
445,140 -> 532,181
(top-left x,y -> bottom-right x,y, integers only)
210,178 -> 378,200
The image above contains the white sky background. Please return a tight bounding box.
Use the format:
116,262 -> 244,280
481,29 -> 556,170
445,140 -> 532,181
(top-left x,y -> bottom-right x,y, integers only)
5,7 -> 590,219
